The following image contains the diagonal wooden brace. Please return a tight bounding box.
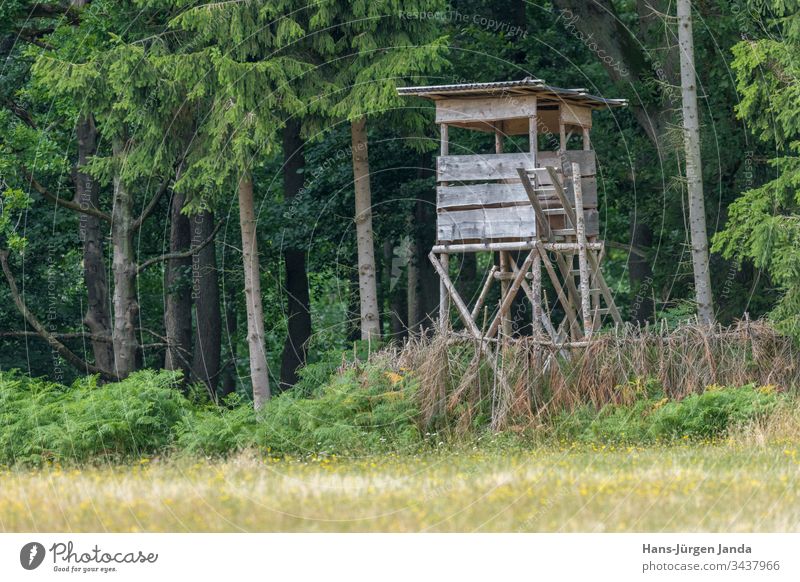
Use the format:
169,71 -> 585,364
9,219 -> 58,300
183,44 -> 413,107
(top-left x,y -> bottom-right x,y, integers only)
428,251 -> 482,339
471,264 -> 497,321
485,250 -> 536,339
507,253 -> 560,344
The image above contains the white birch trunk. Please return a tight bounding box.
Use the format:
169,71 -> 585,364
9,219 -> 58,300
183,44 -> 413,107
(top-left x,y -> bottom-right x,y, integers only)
350,117 -> 381,341
111,139 -> 138,378
677,0 -> 715,324
238,175 -> 270,409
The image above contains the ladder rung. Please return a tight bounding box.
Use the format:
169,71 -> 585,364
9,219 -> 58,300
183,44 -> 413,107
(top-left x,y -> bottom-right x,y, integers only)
493,272 -> 515,281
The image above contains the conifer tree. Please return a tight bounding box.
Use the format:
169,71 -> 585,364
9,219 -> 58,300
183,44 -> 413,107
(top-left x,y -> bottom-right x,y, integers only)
165,1 -> 315,408
312,0 -> 448,340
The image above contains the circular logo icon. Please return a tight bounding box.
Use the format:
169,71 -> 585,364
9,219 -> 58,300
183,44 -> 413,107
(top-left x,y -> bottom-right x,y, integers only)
20,542 -> 46,570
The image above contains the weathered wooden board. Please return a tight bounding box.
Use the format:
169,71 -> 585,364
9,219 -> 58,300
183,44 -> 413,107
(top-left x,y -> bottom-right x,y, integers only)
436,95 -> 539,124
436,206 -> 599,242
438,107 -> 593,135
444,110 -> 562,136
437,179 -> 597,211
437,151 -> 595,182
438,206 -> 536,242
560,104 -> 592,128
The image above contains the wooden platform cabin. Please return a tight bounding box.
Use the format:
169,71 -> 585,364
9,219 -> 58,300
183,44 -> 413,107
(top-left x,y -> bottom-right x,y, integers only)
398,78 -> 627,344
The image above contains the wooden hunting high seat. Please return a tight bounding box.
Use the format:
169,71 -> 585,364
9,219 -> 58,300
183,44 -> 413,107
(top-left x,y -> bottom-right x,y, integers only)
398,78 -> 627,344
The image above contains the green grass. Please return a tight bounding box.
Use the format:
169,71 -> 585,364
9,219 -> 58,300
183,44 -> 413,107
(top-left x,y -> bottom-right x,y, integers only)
2,442 -> 798,532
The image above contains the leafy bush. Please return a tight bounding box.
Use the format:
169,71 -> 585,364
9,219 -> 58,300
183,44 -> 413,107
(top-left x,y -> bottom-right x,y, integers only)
550,381 -> 782,444
649,384 -> 779,439
0,369 -> 189,465
293,341 -> 383,396
178,359 -> 421,456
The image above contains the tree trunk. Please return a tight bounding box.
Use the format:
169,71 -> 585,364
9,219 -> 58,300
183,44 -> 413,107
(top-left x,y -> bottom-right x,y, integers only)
629,215 -> 654,323
279,120 -> 312,391
407,236 -> 420,334
111,139 -> 138,378
382,238 -> 405,340
238,174 -> 270,408
677,0 -> 714,323
552,0 -> 677,324
219,267 -> 238,399
413,153 -> 439,331
164,190 -> 192,378
75,114 -> 113,373
191,210 -> 222,393
350,117 -> 381,341
553,0 -> 673,149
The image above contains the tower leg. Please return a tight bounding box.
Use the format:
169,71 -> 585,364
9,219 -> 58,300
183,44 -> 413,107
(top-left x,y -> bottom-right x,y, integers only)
499,251 -> 512,338
531,253 -> 542,336
439,252 -> 449,332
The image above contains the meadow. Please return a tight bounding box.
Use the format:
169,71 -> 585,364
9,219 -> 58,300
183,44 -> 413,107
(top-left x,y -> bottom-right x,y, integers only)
2,328 -> 799,533
2,440 -> 798,532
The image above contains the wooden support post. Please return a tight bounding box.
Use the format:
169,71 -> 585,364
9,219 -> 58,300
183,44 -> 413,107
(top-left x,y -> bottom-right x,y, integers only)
572,162 -> 593,337
439,123 -> 450,332
439,253 -> 449,331
494,122 -> 512,339
529,100 -> 538,168
499,251 -> 512,338
582,126 -> 591,151
531,253 -> 542,336
471,264 -> 497,321
486,250 -> 535,340
429,252 -> 480,339
535,242 -> 581,336
494,122 -> 504,154
559,111 -> 567,152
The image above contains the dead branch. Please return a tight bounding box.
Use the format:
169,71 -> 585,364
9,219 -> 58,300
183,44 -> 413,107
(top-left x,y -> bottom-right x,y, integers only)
21,165 -> 112,223
132,181 -> 169,231
0,249 -> 118,381
136,221 -> 222,274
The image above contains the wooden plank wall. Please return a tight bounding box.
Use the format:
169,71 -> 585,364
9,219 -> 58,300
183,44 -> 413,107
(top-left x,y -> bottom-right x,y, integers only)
435,150 -> 598,243
437,151 -> 595,182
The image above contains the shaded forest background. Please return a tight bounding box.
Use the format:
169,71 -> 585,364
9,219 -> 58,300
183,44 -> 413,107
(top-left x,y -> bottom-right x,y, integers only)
0,0 -> 796,403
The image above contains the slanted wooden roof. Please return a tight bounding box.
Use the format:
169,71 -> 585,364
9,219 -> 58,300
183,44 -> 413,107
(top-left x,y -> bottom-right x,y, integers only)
397,78 -> 627,109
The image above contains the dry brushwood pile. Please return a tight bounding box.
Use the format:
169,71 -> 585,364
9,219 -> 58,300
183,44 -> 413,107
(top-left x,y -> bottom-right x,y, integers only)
388,320 -> 799,431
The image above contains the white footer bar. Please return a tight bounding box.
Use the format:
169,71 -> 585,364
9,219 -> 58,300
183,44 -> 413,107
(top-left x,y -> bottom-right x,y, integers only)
1,533 -> 797,581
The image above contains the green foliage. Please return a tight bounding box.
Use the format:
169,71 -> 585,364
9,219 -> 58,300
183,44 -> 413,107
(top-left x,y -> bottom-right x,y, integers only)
178,358 -> 421,457
294,340 -> 383,396
0,370 -> 189,465
713,1 -> 800,337
551,381 -> 781,444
